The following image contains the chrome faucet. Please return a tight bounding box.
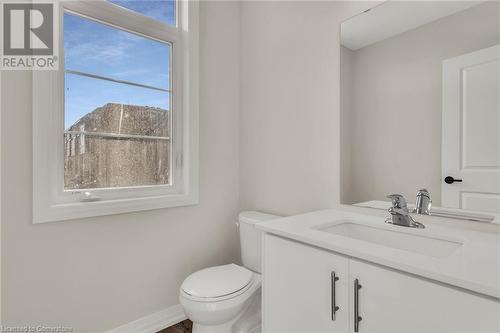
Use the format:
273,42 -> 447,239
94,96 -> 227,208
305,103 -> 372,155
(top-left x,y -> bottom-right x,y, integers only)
385,194 -> 425,228
415,189 -> 432,215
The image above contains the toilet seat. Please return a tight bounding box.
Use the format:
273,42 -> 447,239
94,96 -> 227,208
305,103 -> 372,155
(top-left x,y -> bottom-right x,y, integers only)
181,264 -> 256,303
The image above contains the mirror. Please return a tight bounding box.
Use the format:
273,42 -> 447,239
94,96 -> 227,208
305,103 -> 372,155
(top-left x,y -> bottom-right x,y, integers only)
340,1 -> 500,221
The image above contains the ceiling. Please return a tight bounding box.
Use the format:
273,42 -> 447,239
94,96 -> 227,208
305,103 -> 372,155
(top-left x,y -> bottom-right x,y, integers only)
341,1 -> 484,51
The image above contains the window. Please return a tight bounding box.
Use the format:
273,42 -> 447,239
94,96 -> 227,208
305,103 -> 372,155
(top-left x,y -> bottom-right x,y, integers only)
64,12 -> 172,190
33,0 -> 199,223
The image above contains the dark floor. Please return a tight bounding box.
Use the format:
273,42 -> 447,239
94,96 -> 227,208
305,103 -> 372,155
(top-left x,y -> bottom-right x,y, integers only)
157,320 -> 192,333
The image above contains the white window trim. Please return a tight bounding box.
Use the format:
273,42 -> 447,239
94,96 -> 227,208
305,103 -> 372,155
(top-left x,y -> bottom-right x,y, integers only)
33,0 -> 199,223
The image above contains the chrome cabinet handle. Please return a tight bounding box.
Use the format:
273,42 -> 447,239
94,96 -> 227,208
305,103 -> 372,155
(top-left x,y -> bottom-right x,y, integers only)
331,271 -> 340,320
354,279 -> 362,332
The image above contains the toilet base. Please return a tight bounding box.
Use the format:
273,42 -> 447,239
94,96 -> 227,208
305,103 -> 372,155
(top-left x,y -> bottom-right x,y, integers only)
193,323 -> 261,333
192,320 -> 235,333
192,293 -> 261,333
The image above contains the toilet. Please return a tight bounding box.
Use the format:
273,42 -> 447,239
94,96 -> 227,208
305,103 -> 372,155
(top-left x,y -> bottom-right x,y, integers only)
179,211 -> 279,333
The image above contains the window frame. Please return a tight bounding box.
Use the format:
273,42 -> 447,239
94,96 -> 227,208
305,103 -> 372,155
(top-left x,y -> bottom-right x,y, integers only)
33,0 -> 199,223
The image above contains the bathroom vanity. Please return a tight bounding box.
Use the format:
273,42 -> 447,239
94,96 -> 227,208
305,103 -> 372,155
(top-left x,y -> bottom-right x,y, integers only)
257,210 -> 500,332
258,2 -> 500,331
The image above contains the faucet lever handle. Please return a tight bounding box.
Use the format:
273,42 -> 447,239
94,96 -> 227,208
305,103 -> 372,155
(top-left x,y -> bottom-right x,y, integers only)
387,194 -> 407,209
415,189 -> 432,215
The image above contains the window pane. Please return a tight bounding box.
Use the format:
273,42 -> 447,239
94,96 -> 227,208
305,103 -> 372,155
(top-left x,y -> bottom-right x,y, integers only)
63,9 -> 173,191
64,135 -> 170,190
64,12 -> 171,90
108,0 -> 176,26
64,72 -> 170,136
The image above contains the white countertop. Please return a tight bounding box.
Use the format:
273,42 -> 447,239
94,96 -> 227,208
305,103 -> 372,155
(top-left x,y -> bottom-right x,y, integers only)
257,209 -> 500,300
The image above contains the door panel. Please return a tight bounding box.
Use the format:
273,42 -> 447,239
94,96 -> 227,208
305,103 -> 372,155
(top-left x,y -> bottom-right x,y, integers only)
349,259 -> 500,333
442,44 -> 500,212
262,234 -> 349,333
462,59 -> 500,168
461,192 -> 500,212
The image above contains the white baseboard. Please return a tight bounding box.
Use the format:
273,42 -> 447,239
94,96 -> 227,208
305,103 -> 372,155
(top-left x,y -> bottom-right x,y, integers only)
106,304 -> 187,333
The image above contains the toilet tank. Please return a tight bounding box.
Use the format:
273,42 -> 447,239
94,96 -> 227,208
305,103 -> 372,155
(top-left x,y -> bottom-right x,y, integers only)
238,211 -> 281,273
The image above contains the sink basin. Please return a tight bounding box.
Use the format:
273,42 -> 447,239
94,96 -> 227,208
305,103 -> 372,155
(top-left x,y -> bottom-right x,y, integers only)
316,222 -> 463,258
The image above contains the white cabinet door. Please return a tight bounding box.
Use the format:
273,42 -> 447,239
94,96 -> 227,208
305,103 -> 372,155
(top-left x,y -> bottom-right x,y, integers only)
349,259 -> 500,333
442,44 -> 500,213
262,234 -> 349,333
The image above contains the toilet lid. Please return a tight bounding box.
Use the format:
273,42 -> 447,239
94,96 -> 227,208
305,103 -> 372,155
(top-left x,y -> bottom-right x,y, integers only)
181,264 -> 253,298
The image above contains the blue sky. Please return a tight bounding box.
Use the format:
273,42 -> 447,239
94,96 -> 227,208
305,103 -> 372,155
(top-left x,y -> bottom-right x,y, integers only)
64,0 -> 175,129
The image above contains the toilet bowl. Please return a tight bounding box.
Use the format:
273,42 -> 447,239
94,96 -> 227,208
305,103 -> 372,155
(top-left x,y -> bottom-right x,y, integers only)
180,264 -> 262,333
179,212 -> 280,333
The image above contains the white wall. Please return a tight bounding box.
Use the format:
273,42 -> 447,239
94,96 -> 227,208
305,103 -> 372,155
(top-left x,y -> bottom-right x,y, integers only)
342,1 -> 500,205
1,1 -> 240,331
240,1 -> 377,216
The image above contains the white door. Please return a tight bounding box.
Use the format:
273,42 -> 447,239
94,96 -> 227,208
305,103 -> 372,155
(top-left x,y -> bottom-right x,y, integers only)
349,259 -> 500,333
442,45 -> 500,213
262,234 -> 349,333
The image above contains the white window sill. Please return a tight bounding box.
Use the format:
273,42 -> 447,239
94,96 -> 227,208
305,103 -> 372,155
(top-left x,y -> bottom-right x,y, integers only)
34,192 -> 198,224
